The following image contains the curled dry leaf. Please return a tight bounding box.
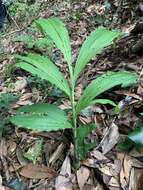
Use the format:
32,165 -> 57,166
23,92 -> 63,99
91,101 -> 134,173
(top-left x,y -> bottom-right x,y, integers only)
20,164 -> 56,179
77,166 -> 90,190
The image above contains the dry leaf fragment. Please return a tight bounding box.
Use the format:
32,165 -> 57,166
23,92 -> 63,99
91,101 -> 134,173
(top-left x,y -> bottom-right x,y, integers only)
20,164 -> 56,179
0,139 -> 7,157
118,153 -> 143,189
77,166 -> 90,190
55,155 -> 72,190
101,123 -> 119,154
108,177 -> 120,188
129,168 -> 143,190
49,143 -> 65,165
0,175 -> 11,190
14,77 -> 27,92
90,150 -> 108,161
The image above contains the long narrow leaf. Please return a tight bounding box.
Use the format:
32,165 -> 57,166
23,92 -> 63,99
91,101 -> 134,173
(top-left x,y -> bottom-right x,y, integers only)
90,99 -> 116,106
15,54 -> 71,97
35,18 -> 73,75
76,71 -> 138,114
73,27 -> 121,83
10,104 -> 72,131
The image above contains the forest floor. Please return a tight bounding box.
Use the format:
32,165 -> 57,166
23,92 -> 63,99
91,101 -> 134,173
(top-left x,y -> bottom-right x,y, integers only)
0,0 -> 143,189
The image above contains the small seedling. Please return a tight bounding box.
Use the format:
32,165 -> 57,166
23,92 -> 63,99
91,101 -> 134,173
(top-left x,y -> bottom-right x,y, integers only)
10,17 -> 138,163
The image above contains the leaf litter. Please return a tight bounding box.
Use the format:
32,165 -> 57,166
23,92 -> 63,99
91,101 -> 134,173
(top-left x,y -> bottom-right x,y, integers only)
0,0 -> 143,189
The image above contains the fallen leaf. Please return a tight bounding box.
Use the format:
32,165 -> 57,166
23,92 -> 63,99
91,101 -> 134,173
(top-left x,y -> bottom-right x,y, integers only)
14,77 -> 27,92
90,150 -> 108,161
55,155 -> 72,190
129,168 -> 143,190
0,175 -> 11,190
101,123 -> 119,154
118,153 -> 143,189
77,166 -> 90,190
20,164 -> 56,179
49,143 -> 65,165
0,139 -> 7,157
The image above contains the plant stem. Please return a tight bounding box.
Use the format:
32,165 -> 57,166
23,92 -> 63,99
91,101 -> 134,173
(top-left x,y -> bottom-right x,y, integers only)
71,81 -> 80,166
68,62 -> 79,166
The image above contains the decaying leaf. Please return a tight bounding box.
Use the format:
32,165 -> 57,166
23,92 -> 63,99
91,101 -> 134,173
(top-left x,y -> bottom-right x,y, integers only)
20,164 -> 56,179
129,168 -> 143,190
49,143 -> 65,165
77,166 -> 90,190
0,139 -> 7,157
118,153 -> 143,189
55,155 -> 73,190
101,123 -> 119,154
14,77 -> 27,92
0,175 -> 11,190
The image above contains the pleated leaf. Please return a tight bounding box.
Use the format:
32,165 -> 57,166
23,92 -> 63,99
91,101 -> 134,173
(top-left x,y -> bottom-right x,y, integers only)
76,71 -> 138,114
10,104 -> 72,131
74,27 -> 121,82
35,18 -> 72,72
15,54 -> 70,97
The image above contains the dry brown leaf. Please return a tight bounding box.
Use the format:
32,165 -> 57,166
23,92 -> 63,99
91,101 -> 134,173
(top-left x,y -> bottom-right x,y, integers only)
108,177 -> 120,188
90,150 -> 108,161
49,143 -> 65,165
99,164 -> 113,176
7,140 -> 17,154
129,168 -> 143,190
55,155 -> 73,190
0,175 -> 11,190
118,153 -> 143,189
95,183 -> 104,190
101,123 -> 119,154
59,100 -> 71,110
77,166 -> 90,190
0,139 -> 7,157
20,164 -> 56,179
14,77 -> 27,92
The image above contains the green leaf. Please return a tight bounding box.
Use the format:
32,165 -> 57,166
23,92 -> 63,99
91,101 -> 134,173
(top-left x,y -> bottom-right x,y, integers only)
10,103 -> 72,131
77,124 -> 97,160
76,71 -> 138,114
90,99 -> 116,107
74,27 -> 122,82
35,18 -> 72,74
15,53 -> 70,97
128,125 -> 143,146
